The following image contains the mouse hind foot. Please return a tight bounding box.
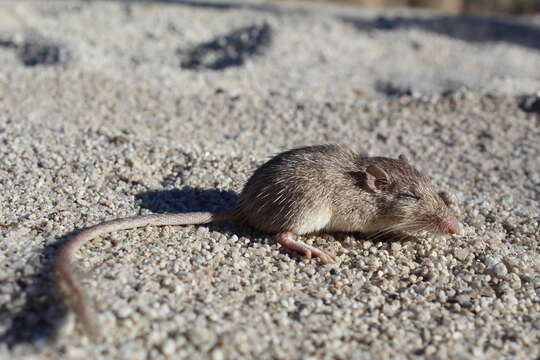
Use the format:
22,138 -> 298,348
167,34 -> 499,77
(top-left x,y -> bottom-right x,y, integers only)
276,232 -> 337,265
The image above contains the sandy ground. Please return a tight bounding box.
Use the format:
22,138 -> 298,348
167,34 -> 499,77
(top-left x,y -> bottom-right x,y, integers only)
0,1 -> 539,359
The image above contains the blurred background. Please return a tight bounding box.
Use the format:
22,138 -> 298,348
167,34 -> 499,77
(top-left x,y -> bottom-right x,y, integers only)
296,0 -> 540,14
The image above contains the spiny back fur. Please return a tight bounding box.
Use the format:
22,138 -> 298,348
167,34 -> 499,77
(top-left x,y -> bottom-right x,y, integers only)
236,145 -> 364,233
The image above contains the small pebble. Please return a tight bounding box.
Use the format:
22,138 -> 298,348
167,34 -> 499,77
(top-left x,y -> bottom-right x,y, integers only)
491,263 -> 508,278
187,328 -> 214,348
160,339 -> 176,356
454,248 -> 469,262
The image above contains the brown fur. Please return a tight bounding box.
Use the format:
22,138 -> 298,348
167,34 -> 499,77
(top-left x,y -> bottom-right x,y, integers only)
236,144 -> 457,236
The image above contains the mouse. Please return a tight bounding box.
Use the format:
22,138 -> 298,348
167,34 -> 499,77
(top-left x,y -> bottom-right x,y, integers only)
54,144 -> 460,341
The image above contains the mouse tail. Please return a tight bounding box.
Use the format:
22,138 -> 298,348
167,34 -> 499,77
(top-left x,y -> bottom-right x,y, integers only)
54,211 -> 234,342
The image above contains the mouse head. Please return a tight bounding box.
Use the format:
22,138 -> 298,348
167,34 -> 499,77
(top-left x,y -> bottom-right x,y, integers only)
361,155 -> 460,236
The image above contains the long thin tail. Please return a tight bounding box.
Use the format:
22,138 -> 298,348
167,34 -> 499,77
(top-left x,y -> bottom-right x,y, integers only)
54,211 -> 233,342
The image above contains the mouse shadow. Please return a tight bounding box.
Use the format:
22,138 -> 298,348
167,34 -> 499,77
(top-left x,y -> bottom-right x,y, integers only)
0,186 -> 246,348
0,237 -> 69,347
135,186 -> 244,235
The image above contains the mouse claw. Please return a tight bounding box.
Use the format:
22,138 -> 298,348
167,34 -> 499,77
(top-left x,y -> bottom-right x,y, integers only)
312,249 -> 337,265
326,252 -> 339,264
276,232 -> 337,265
318,251 -> 338,265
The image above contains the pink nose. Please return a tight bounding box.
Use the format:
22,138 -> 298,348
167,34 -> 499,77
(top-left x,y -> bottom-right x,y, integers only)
441,215 -> 460,235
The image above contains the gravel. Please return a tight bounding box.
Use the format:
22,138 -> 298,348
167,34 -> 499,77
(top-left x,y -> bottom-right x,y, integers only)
0,0 -> 539,359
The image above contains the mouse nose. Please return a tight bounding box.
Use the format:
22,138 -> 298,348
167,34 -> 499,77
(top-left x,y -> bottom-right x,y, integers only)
441,215 -> 460,235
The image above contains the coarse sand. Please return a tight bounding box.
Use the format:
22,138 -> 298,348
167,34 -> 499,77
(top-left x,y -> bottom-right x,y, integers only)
0,1 -> 539,359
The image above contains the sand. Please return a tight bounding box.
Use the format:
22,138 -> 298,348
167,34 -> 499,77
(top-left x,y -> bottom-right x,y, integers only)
0,1 -> 539,359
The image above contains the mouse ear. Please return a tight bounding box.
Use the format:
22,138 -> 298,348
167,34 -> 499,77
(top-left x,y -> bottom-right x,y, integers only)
398,154 -> 409,164
365,165 -> 389,192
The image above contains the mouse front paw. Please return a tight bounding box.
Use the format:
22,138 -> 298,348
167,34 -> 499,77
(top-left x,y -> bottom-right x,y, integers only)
276,232 -> 337,264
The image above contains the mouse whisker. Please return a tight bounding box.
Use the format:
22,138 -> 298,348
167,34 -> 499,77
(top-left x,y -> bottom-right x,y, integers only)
366,226 -> 402,241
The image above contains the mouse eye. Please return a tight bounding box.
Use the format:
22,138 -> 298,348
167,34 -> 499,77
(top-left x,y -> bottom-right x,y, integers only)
398,192 -> 420,201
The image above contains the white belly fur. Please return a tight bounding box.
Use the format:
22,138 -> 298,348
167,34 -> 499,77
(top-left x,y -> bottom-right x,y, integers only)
294,206 -> 332,235
325,217 -> 365,232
